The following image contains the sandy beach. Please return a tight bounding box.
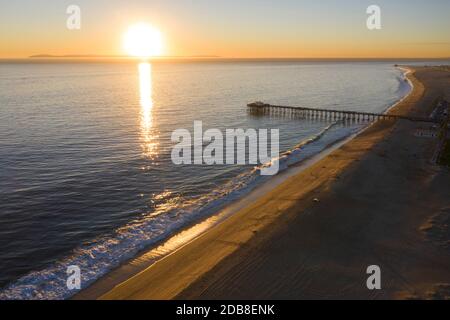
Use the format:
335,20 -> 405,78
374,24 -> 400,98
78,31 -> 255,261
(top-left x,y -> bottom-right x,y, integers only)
76,66 -> 450,300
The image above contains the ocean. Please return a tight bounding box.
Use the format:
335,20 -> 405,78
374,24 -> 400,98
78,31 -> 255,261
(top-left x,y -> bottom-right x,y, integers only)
0,60 -> 421,299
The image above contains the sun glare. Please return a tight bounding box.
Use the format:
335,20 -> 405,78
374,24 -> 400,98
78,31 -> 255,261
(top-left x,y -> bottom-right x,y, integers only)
123,23 -> 163,58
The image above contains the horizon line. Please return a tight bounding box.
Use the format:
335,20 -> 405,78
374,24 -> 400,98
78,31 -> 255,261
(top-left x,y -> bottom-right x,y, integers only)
2,55 -> 449,61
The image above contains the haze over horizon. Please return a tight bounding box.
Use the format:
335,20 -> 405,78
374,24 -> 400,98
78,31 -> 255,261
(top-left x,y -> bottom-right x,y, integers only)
1,0 -> 449,59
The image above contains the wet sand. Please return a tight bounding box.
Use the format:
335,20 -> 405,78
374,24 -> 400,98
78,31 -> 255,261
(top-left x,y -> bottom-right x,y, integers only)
84,66 -> 450,300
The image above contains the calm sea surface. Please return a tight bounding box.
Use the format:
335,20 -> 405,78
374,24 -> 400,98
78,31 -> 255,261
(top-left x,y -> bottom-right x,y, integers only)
0,60 -> 418,298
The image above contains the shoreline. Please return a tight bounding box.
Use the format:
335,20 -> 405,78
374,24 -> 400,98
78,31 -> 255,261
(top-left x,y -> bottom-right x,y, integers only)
73,100 -> 377,299
73,116 -> 370,299
176,66 -> 449,300
74,65 -> 437,300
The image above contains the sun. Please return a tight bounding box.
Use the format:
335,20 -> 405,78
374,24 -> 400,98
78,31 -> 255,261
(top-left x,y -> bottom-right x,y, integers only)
123,23 -> 163,58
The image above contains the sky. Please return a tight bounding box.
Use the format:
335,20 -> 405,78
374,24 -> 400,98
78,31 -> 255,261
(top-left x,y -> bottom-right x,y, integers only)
0,0 -> 449,58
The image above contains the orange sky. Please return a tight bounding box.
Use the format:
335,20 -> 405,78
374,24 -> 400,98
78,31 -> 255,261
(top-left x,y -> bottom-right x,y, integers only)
1,1 -> 449,59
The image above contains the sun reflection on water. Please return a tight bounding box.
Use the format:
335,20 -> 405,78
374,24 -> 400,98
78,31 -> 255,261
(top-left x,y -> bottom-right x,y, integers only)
138,62 -> 158,159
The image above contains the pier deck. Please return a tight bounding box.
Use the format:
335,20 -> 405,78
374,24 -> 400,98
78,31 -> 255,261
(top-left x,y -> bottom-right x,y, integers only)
247,102 -> 439,124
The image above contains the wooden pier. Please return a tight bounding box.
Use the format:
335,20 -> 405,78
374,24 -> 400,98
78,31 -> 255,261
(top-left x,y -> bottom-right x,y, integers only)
247,102 -> 439,124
